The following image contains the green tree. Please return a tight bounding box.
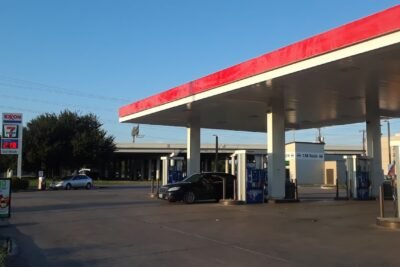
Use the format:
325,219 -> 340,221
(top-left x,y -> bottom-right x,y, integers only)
23,110 -> 115,177
0,152 -> 17,177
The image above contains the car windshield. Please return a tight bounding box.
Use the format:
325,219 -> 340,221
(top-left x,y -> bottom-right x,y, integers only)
182,174 -> 203,183
61,176 -> 73,181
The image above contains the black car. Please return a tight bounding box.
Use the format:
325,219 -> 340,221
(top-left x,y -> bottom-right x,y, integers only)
158,172 -> 236,204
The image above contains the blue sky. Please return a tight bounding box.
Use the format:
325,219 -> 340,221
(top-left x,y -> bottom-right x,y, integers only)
0,0 -> 399,145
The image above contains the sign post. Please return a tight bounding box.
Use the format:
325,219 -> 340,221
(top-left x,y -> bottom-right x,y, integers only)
1,113 -> 23,178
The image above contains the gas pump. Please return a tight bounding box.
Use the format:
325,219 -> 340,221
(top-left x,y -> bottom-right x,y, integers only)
231,150 -> 267,204
160,156 -> 185,185
344,156 -> 371,200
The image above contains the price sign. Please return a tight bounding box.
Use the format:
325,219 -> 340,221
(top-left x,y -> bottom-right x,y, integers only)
1,139 -> 19,154
1,113 -> 22,155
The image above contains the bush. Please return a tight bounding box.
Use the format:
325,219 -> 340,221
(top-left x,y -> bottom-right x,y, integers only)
11,178 -> 29,191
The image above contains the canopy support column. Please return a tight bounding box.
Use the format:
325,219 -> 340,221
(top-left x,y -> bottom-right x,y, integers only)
366,87 -> 383,198
267,97 -> 286,200
187,119 -> 200,176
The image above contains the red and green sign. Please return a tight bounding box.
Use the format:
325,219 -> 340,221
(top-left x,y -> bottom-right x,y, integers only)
0,179 -> 11,218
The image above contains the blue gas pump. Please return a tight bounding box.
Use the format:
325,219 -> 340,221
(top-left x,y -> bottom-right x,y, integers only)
246,166 -> 267,203
161,156 -> 185,185
355,159 -> 370,200
233,151 -> 267,204
344,156 -> 371,200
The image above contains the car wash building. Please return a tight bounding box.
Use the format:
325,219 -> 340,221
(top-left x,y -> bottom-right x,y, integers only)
119,6 -> 400,201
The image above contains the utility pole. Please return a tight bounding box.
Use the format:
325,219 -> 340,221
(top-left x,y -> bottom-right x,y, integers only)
213,135 -> 218,172
316,128 -> 324,143
385,119 -> 391,164
359,130 -> 366,156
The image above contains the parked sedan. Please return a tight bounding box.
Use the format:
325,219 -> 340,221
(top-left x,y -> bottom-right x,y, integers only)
50,175 -> 93,190
158,172 -> 236,204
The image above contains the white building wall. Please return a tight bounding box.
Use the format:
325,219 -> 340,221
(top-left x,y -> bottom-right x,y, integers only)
285,142 -> 325,185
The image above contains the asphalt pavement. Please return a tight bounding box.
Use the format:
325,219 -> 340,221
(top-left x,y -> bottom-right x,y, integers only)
1,185 -> 399,267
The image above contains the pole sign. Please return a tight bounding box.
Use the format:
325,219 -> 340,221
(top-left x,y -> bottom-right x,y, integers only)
0,179 -> 11,218
1,113 -> 22,155
2,113 -> 22,124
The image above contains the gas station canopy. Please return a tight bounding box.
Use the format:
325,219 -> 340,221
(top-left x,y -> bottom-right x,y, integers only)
119,6 -> 400,132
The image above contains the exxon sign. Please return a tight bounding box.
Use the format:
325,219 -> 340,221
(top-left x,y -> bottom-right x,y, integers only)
2,113 -> 23,124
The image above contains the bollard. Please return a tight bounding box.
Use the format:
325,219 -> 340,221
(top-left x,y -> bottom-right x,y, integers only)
336,178 -> 339,199
151,178 -> 155,194
233,179 -> 237,200
379,185 -> 385,218
392,179 -> 398,218
222,178 -> 226,200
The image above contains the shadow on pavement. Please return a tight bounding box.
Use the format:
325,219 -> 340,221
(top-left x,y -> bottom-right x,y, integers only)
2,224 -> 92,267
2,224 -> 49,267
12,199 -> 159,213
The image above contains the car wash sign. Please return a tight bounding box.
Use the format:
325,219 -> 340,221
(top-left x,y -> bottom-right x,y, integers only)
1,113 -> 22,155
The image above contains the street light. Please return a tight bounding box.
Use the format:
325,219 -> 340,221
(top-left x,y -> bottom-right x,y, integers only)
359,129 -> 366,156
213,135 -> 218,172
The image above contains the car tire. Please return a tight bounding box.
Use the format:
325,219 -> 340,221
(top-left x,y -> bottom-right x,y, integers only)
86,183 -> 92,190
183,191 -> 196,204
66,183 -> 72,190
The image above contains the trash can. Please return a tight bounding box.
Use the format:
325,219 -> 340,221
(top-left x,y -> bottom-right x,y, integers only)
285,181 -> 296,199
383,180 -> 393,200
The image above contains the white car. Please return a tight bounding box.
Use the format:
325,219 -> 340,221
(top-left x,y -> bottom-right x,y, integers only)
50,175 -> 93,190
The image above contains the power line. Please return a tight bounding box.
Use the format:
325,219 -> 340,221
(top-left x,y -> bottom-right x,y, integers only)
0,75 -> 131,103
0,104 -> 120,125
0,94 -> 115,112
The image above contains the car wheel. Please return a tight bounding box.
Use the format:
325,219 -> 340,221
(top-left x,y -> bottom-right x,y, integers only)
86,183 -> 92,190
65,183 -> 72,190
183,191 -> 196,204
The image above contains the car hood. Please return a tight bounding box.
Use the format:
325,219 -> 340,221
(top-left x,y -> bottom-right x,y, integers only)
51,180 -> 66,183
164,182 -> 191,188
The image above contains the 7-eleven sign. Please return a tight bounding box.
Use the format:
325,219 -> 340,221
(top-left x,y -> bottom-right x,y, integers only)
2,124 -> 19,138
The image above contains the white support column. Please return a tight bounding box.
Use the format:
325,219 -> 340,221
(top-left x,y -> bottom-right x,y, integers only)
225,158 -> 229,174
156,158 -> 160,180
267,97 -> 286,200
161,157 -> 169,185
366,87 -> 384,198
237,152 -> 247,202
231,156 -> 235,175
187,120 -> 200,176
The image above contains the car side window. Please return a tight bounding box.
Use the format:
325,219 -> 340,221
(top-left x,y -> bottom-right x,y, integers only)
210,175 -> 223,184
73,176 -> 79,180
201,176 -> 212,184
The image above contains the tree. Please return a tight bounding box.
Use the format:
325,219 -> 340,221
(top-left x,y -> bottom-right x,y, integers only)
0,150 -> 17,177
23,110 -> 115,177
